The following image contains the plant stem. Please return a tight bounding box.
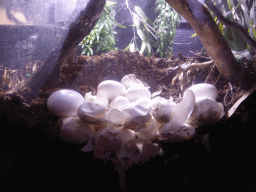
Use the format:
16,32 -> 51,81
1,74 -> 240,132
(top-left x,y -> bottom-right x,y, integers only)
118,161 -> 127,192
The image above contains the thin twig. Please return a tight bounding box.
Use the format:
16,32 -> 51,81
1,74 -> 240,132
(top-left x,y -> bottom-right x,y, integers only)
205,64 -> 216,83
214,74 -> 221,87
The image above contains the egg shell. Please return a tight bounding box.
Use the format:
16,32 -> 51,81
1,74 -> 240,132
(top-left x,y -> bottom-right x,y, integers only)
47,89 -> 84,117
123,139 -> 160,163
109,96 -> 130,109
190,97 -> 223,123
121,101 -> 151,123
135,97 -> 151,108
158,89 -> 195,136
188,83 -> 218,100
59,117 -> 96,144
121,74 -> 144,89
125,85 -> 151,102
106,108 -> 130,125
77,102 -> 106,123
94,127 -> 136,152
136,119 -> 161,141
97,80 -> 126,101
95,91 -> 109,108
84,91 -> 109,108
150,97 -> 173,123
158,125 -> 196,143
93,128 -> 122,152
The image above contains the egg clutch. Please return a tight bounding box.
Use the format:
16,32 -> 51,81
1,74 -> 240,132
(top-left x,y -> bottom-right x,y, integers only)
47,74 -> 224,163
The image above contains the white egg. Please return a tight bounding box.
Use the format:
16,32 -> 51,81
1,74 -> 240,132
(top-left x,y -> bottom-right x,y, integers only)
106,108 -> 130,125
93,127 -> 136,154
77,102 -> 106,123
59,117 -> 96,144
84,92 -> 95,102
135,97 -> 152,108
122,139 -> 160,163
125,85 -> 151,102
150,97 -> 173,123
189,97 -> 224,126
158,89 -> 195,138
121,74 -> 144,89
188,83 -> 218,101
158,125 -> 196,143
97,80 -> 126,101
47,89 -> 84,117
84,91 -> 109,108
93,127 -> 121,153
114,128 -> 136,145
109,96 -> 130,109
107,97 -> 151,126
135,118 -> 162,141
95,91 -> 109,108
120,101 -> 151,126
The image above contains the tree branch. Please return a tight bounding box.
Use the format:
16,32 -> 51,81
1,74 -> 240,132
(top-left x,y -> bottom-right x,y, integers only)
12,0 -> 106,99
164,0 -> 241,83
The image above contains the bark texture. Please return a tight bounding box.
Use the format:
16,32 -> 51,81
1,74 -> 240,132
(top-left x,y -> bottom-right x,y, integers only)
165,0 -> 241,82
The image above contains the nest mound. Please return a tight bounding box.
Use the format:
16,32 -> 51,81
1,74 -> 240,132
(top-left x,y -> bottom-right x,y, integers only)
31,49 -> 248,110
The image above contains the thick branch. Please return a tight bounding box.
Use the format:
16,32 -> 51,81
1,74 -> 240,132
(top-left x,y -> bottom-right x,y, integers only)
164,0 -> 241,83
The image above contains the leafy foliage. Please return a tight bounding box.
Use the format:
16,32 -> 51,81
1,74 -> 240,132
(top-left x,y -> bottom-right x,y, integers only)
153,0 -> 180,57
203,0 -> 256,51
125,5 -> 156,55
80,0 -> 180,58
125,0 -> 180,57
79,1 -> 126,56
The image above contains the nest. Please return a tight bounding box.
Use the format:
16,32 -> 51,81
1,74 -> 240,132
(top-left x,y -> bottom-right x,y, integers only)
27,49 -> 254,114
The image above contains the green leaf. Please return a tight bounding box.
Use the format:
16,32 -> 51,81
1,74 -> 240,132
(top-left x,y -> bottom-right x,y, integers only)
155,4 -> 163,13
135,6 -> 154,26
155,48 -> 161,55
124,43 -> 131,51
191,33 -> 197,38
106,1 -> 117,7
107,15 -> 126,28
250,2 -> 256,28
145,40 -> 152,54
160,51 -> 163,58
136,27 -> 147,41
98,20 -> 105,31
133,15 -> 140,27
224,26 -> 247,51
104,23 -> 110,31
130,42 -> 135,52
253,27 -> 256,40
140,42 -> 147,54
96,33 -> 100,41
89,47 -> 93,55
218,22 -> 224,34
160,42 -> 164,50
81,50 -> 86,55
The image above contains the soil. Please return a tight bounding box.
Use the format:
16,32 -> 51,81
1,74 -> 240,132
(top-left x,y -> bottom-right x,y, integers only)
1,50 -> 256,192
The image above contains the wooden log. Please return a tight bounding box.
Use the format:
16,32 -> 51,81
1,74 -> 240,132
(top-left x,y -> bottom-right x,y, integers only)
164,0 -> 241,83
